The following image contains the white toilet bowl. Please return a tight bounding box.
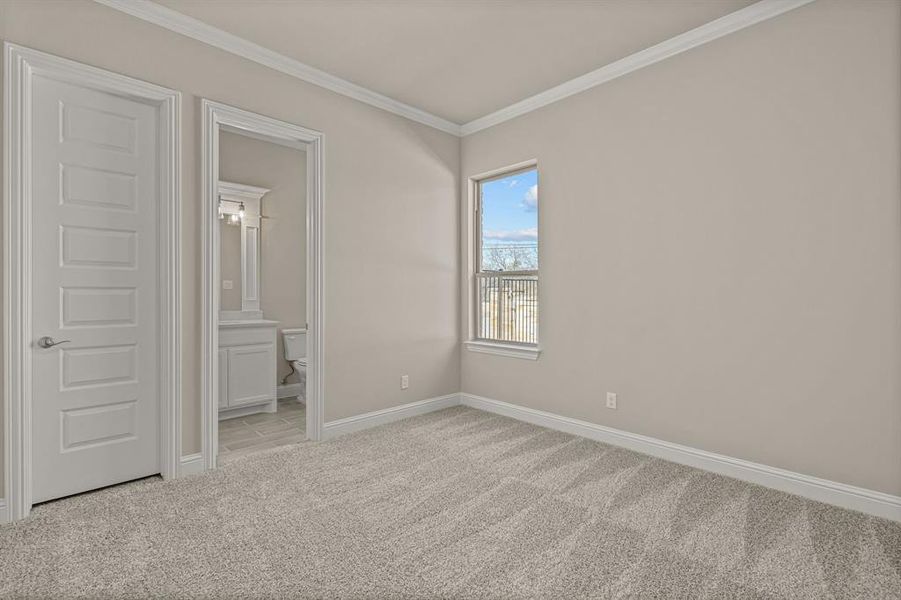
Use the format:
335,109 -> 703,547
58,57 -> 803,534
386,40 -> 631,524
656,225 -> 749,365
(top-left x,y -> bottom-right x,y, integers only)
281,328 -> 307,393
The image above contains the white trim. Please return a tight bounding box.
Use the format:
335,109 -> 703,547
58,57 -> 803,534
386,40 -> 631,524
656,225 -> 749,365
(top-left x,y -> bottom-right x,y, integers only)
460,0 -> 816,135
470,159 -> 539,184
218,312 -> 268,323
92,0 -> 461,136
459,394 -> 901,522
318,391 -> 901,521
323,394 -> 460,439
464,341 -> 540,360
93,0 -> 815,138
3,43 -> 181,523
158,53 -> 183,485
178,454 -> 205,477
202,100 -> 325,474
0,500 -> 7,525
277,383 -> 304,400
217,180 -> 270,203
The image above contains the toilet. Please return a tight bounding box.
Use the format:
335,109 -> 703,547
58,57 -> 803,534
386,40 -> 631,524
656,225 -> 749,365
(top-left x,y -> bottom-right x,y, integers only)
281,328 -> 307,388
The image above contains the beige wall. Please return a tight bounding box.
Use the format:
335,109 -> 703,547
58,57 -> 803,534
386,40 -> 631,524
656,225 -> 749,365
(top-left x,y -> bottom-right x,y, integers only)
0,0 -> 461,493
1,0 -> 897,503
461,0 -> 901,496
219,131 -> 307,384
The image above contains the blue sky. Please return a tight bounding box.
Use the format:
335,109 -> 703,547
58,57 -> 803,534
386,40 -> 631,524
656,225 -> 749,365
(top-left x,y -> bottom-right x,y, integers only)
481,168 -> 538,246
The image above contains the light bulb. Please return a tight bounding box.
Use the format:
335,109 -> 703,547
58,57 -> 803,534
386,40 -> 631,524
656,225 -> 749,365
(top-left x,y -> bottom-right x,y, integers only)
238,202 -> 246,219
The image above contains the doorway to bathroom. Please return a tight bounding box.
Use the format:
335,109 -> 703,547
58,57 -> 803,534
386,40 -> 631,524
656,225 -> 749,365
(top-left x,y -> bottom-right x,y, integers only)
216,132 -> 307,463
201,100 -> 324,471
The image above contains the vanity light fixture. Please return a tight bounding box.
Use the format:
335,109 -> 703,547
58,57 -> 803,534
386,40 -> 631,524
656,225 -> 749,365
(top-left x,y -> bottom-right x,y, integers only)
217,198 -> 246,225
218,181 -> 269,228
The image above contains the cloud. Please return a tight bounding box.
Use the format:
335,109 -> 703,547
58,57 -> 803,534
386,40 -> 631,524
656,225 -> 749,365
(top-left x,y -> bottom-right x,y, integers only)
483,228 -> 538,242
523,184 -> 538,211
507,179 -> 519,188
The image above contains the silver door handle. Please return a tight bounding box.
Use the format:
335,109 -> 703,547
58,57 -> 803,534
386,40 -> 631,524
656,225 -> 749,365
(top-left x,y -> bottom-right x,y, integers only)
37,336 -> 70,349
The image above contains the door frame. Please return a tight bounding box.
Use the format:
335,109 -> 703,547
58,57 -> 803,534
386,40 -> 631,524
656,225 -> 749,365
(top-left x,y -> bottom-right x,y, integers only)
2,44 -> 182,523
200,99 -> 324,470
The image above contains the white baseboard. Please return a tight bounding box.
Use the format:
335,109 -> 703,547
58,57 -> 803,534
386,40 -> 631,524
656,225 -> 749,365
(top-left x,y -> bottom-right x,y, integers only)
323,393 -> 460,439
0,499 -> 8,524
179,453 -> 205,477
277,383 -> 303,400
460,393 -> 901,522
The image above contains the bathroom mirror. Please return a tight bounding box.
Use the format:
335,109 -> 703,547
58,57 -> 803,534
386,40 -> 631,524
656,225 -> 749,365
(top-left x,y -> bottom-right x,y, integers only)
218,180 -> 268,321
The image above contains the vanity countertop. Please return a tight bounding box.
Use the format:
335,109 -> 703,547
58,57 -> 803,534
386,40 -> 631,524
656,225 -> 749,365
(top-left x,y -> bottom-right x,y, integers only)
218,319 -> 280,329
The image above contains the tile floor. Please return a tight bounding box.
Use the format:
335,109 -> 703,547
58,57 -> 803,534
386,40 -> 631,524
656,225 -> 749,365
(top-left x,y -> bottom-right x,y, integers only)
218,398 -> 306,463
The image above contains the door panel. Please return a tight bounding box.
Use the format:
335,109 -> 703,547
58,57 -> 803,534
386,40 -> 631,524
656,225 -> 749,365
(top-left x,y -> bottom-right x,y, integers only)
61,163 -> 138,211
60,225 -> 138,268
61,287 -> 137,328
60,344 -> 138,389
60,400 -> 138,452
31,75 -> 160,503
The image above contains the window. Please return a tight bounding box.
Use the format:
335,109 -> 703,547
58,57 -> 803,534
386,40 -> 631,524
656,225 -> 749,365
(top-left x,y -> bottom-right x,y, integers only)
472,165 -> 539,351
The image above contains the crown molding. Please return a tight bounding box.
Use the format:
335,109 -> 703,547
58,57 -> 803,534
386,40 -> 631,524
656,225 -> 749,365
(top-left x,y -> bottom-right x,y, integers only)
217,180 -> 270,203
92,0 -> 463,136
460,0 -> 816,136
94,0 -> 815,138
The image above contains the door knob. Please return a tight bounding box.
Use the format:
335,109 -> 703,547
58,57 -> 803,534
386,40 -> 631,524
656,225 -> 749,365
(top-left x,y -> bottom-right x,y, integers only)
37,336 -> 70,349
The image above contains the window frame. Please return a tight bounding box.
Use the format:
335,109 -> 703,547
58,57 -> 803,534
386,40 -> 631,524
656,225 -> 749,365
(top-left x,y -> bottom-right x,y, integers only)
465,161 -> 541,360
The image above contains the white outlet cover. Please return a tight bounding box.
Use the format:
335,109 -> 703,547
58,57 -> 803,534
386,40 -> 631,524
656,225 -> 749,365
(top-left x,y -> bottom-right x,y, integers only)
606,392 -> 617,409
401,375 -> 409,389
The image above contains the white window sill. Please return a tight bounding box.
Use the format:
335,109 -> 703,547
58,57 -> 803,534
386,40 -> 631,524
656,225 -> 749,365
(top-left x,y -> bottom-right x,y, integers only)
464,340 -> 541,360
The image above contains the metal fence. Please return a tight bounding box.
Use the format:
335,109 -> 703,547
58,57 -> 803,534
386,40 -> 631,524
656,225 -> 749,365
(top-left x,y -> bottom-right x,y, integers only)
475,272 -> 538,345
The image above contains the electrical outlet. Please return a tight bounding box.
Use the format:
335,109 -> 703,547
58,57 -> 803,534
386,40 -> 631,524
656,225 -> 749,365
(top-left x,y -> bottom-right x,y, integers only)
606,392 -> 617,409
401,375 -> 409,390
222,279 -> 233,290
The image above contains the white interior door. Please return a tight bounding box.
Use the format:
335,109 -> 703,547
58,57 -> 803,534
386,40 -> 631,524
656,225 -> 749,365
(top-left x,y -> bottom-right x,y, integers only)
30,75 -> 161,503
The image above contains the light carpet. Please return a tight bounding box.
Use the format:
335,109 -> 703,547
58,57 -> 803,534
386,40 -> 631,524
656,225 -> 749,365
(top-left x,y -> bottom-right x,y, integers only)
1,406 -> 899,599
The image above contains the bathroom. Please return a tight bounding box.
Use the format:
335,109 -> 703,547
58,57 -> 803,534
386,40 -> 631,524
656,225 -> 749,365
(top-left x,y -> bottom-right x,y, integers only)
216,129 -> 308,463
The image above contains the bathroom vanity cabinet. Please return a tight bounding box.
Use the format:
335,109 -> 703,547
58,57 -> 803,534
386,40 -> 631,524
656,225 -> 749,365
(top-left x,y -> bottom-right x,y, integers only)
218,320 -> 278,419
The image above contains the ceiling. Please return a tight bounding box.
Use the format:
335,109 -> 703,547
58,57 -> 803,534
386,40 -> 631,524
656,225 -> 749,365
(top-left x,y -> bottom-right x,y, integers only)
152,0 -> 755,125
